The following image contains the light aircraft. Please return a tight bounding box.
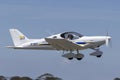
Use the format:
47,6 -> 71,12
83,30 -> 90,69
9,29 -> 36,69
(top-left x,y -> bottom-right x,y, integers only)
8,29 -> 111,60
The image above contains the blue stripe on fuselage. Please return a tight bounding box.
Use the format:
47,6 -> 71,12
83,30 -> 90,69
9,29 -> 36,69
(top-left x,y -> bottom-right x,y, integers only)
76,42 -> 86,44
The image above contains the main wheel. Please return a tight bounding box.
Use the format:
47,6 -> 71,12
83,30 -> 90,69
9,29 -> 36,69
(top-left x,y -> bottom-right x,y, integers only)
77,58 -> 82,60
68,57 -> 73,60
75,53 -> 84,60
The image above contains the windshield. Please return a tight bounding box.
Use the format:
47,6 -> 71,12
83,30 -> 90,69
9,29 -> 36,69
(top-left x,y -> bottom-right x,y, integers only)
60,32 -> 83,40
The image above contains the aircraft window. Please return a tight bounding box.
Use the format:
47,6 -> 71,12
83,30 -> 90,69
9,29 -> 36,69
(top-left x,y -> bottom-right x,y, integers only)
61,32 -> 83,40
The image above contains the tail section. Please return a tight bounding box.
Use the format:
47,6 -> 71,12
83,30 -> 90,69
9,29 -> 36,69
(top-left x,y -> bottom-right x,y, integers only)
9,29 -> 29,46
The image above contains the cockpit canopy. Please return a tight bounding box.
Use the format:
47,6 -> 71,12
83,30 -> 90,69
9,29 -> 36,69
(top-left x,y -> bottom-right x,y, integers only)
60,32 -> 83,40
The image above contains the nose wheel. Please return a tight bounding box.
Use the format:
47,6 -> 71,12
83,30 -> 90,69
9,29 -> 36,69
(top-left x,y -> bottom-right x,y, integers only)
96,55 -> 102,58
90,49 -> 103,58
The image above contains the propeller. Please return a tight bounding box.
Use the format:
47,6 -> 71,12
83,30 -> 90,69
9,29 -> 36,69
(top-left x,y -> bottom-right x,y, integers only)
105,31 -> 112,47
105,37 -> 109,47
105,37 -> 111,47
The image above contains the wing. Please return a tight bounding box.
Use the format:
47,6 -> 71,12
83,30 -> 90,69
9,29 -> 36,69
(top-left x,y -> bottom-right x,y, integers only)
45,38 -> 82,50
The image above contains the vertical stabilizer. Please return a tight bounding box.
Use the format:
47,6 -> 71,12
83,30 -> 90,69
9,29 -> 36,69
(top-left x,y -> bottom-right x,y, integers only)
9,29 -> 29,46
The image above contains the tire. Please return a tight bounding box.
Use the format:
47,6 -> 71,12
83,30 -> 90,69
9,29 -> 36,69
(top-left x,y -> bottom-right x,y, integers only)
68,57 -> 73,60
97,55 -> 102,58
77,58 -> 82,60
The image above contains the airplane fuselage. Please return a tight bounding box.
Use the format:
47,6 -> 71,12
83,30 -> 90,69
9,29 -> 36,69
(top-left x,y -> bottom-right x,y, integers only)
10,36 -> 109,51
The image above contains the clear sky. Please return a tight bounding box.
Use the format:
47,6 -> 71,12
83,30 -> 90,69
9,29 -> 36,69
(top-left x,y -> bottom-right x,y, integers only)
0,0 -> 120,80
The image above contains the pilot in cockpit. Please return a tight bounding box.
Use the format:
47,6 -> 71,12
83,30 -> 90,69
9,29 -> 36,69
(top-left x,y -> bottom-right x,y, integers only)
67,34 -> 73,40
61,32 -> 83,40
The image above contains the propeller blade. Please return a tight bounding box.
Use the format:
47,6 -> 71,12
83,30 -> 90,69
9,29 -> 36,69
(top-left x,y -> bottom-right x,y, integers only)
105,36 -> 112,47
106,38 -> 109,47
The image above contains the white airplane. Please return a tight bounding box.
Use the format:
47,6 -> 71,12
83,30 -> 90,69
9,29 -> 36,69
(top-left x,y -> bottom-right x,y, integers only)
8,29 -> 111,60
